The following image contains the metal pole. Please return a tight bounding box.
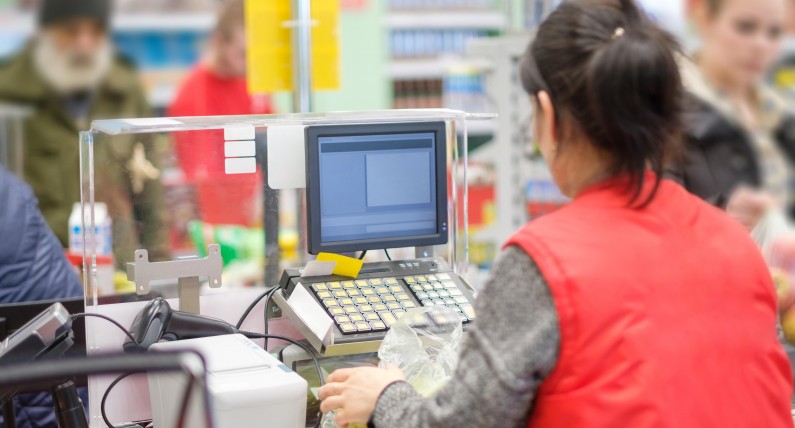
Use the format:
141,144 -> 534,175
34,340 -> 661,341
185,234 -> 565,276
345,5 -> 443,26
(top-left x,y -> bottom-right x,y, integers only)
292,0 -> 313,113
291,0 -> 313,262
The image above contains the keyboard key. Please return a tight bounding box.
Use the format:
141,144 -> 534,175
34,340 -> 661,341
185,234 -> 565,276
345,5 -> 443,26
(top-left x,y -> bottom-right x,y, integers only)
349,314 -> 365,323
422,283 -> 434,291
448,288 -> 463,296
432,299 -> 445,306
438,290 -> 450,298
411,284 -> 424,292
369,278 -> 383,286
372,303 -> 388,312
427,291 -> 439,299
335,316 -> 351,324
389,285 -> 403,294
342,281 -> 355,289
384,278 -> 398,285
426,274 -> 437,281
339,323 -> 357,334
421,300 -> 434,307
457,313 -> 468,323
404,277 -> 416,284
451,306 -> 462,313
346,289 -> 361,297
437,273 -> 451,280
333,290 -> 347,298
329,307 -> 345,316
386,302 -> 401,311
339,298 -> 354,306
375,286 -> 390,295
353,297 -> 369,305
361,288 -> 375,296
317,291 -> 332,299
402,301 -> 417,309
359,305 -> 374,313
370,321 -> 387,331
416,275 -> 427,282
395,293 -> 410,301
460,305 -> 476,320
355,322 -> 371,332
380,312 -> 397,327
416,291 -> 429,300
443,298 -> 456,306
453,296 -> 469,305
313,283 -> 328,291
442,281 -> 456,289
367,296 -> 382,304
329,282 -> 343,290
356,280 -> 369,288
323,299 -> 339,307
343,306 -> 359,314
382,295 -> 397,302
433,283 -> 445,290
364,312 -> 380,322
393,310 -> 406,319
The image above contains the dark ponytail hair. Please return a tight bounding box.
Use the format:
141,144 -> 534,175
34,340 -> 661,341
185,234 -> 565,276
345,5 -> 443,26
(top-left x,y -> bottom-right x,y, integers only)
520,0 -> 682,205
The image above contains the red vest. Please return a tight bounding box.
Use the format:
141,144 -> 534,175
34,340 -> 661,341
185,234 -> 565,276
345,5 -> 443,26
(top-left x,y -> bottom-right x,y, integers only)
505,175 -> 793,428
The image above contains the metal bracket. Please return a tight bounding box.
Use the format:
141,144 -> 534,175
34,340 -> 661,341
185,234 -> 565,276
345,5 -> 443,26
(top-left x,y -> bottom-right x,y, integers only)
126,244 -> 223,314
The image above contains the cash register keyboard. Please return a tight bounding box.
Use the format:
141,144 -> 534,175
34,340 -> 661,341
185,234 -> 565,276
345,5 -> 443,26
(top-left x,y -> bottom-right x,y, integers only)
309,273 -> 476,335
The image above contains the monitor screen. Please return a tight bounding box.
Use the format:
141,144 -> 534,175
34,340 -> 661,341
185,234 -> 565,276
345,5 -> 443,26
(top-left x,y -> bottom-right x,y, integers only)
305,122 -> 448,255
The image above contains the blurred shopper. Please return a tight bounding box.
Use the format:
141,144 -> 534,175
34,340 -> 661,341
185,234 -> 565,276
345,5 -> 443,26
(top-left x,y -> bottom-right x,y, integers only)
0,0 -> 168,263
675,0 -> 795,230
168,0 -> 272,227
318,1 -> 793,427
0,164 -> 84,427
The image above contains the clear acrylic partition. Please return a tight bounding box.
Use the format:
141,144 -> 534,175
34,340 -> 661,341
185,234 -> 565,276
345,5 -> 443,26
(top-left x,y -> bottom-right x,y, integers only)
78,109 -> 494,426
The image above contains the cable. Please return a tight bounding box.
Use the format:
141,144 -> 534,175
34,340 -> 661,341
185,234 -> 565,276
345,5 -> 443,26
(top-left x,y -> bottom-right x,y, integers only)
358,250 -> 367,260
101,372 -> 137,428
241,332 -> 324,428
235,286 -> 279,330
384,249 -> 392,261
70,313 -> 143,352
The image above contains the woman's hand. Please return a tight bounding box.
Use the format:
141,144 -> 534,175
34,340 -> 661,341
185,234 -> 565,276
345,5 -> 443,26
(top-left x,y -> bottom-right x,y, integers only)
318,365 -> 406,428
726,187 -> 777,231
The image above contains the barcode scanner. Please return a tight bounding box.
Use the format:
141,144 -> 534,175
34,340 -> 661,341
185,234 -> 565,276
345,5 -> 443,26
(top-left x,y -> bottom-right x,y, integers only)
124,298 -> 237,353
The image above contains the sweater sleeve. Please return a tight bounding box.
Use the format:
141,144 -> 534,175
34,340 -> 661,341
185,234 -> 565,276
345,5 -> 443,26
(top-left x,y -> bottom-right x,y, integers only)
370,246 -> 560,428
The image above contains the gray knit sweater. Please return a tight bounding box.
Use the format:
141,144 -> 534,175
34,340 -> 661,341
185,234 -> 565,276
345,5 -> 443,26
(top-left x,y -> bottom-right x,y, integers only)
370,246 -> 561,428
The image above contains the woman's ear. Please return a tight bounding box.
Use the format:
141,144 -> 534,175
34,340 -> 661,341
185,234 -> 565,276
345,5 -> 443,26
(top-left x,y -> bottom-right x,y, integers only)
537,91 -> 559,150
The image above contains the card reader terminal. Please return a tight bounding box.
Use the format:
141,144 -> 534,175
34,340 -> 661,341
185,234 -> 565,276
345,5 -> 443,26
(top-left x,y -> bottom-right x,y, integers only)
275,258 -> 476,356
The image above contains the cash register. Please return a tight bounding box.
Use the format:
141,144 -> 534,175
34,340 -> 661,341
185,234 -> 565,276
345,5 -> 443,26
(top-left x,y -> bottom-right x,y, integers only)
273,121 -> 477,356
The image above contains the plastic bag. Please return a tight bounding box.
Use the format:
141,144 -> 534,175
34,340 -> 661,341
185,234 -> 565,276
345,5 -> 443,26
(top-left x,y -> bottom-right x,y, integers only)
751,210 -> 795,343
378,306 -> 463,396
321,307 -> 464,427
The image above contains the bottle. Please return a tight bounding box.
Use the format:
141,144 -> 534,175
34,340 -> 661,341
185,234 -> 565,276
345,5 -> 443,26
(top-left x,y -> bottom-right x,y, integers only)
69,202 -> 112,256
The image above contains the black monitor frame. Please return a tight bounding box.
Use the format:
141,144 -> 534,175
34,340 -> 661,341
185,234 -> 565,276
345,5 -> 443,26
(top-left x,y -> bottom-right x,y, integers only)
305,121 -> 449,255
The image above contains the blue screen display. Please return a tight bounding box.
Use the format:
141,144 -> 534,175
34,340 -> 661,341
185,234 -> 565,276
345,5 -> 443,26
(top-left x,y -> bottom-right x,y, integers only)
318,132 -> 438,244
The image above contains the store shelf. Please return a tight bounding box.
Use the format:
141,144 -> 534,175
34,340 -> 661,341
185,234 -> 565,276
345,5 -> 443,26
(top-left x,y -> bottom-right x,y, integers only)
388,57 -> 492,79
114,13 -> 215,32
386,11 -> 506,30
0,12 -> 215,34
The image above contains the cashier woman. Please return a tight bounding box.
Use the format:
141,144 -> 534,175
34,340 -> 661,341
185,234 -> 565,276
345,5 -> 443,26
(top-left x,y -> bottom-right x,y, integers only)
318,0 -> 794,427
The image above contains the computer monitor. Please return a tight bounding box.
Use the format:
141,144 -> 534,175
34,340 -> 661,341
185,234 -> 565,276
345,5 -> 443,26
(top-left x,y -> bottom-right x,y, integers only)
305,122 -> 449,255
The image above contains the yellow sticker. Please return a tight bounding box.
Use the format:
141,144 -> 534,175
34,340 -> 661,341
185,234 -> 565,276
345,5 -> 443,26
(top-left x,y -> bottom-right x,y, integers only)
317,252 -> 364,279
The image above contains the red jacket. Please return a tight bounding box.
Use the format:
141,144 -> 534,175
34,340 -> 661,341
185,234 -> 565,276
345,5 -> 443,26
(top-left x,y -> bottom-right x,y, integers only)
505,174 -> 793,428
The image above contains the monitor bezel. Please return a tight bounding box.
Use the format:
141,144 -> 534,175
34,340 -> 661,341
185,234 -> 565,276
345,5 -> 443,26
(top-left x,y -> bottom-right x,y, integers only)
305,121 -> 449,255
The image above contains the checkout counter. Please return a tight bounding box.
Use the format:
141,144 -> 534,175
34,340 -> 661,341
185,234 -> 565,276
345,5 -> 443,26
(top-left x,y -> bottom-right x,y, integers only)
0,109 -> 495,428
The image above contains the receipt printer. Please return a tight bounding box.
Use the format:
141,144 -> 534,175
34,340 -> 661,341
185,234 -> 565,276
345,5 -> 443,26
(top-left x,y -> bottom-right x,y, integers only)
148,334 -> 307,428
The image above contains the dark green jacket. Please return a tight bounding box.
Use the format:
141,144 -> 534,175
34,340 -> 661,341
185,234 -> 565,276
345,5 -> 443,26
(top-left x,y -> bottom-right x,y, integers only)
0,44 -> 168,266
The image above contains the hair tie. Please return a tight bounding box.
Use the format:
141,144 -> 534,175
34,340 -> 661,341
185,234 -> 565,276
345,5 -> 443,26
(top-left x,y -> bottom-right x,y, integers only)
612,27 -> 625,40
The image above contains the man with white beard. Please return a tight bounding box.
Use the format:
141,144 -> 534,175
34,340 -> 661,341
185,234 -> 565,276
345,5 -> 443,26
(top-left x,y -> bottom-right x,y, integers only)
0,0 -> 168,266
